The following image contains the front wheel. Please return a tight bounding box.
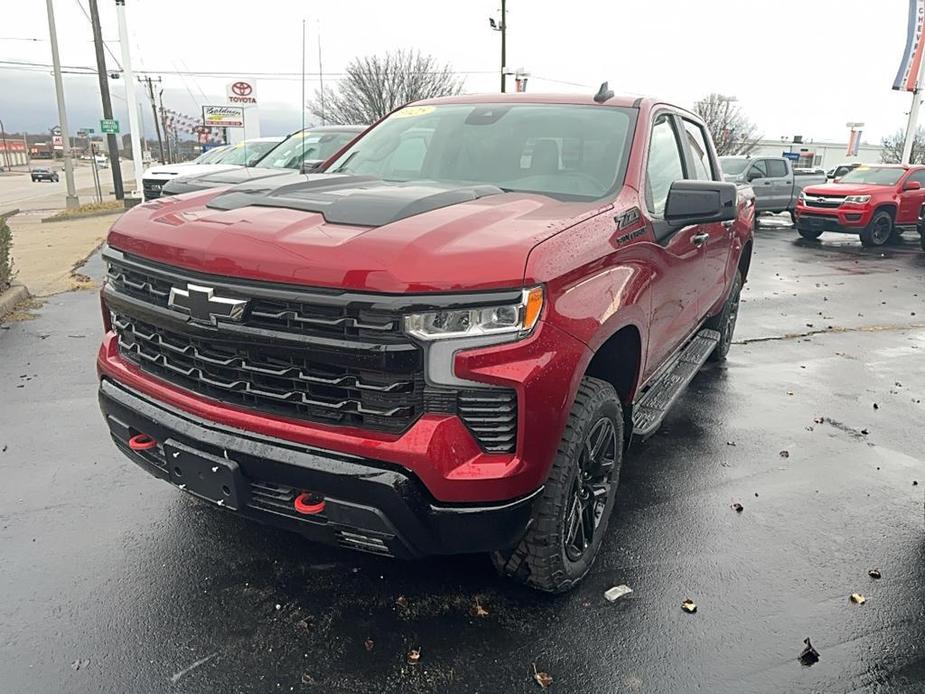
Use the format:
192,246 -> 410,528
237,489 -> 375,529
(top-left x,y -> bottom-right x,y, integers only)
860,210 -> 893,247
491,377 -> 623,593
705,270 -> 743,362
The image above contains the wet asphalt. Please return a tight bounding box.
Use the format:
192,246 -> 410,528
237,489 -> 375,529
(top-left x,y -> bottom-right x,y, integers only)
1,219 -> 923,694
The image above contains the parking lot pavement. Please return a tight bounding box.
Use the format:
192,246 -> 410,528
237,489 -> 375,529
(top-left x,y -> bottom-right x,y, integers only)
1,226 -> 923,694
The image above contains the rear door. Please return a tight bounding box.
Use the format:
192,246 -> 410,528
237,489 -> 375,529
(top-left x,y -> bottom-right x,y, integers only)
642,112 -> 711,377
679,117 -> 731,315
765,158 -> 792,210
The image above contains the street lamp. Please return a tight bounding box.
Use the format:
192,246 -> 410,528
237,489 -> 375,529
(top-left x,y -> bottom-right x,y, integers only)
488,1 -> 507,92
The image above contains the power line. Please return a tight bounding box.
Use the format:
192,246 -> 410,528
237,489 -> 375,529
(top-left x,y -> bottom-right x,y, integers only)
73,0 -> 123,70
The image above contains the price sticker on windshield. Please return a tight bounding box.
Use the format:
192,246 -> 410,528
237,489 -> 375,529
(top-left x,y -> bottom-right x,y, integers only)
393,106 -> 435,119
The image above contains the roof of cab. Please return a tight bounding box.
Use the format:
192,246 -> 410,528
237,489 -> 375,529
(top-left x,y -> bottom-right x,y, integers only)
413,92 -> 646,109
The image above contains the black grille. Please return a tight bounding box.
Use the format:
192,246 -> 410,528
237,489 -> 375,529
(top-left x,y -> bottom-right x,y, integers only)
458,390 -> 518,453
113,313 -> 424,432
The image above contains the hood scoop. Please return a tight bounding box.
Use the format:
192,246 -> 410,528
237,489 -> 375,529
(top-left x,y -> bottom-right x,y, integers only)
207,175 -> 505,227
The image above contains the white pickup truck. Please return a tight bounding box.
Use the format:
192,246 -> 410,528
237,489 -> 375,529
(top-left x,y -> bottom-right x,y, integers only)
720,156 -> 826,221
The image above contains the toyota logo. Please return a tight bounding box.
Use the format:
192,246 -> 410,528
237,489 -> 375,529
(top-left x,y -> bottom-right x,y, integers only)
231,81 -> 252,96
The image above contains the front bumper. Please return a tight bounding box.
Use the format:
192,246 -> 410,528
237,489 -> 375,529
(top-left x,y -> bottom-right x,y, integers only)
99,378 -> 541,558
794,204 -> 872,233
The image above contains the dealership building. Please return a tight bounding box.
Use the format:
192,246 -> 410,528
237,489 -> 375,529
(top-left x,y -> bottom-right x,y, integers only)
747,137 -> 885,170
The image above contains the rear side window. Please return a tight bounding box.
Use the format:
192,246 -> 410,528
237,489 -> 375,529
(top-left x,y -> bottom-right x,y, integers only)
646,115 -> 685,216
766,159 -> 788,177
682,120 -> 714,181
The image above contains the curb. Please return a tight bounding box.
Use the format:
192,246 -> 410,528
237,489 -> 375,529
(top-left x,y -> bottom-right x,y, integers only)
0,284 -> 30,320
41,209 -> 124,224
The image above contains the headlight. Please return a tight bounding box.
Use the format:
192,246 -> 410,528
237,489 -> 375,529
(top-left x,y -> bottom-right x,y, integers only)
797,191 -> 805,203
404,286 -> 544,341
844,195 -> 871,204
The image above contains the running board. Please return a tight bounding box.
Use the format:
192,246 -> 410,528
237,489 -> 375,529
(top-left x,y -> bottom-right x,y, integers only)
631,328 -> 721,440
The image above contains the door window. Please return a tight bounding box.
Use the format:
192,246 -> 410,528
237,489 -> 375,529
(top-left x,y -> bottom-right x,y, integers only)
906,169 -> 925,186
646,114 -> 685,216
682,120 -> 714,181
766,159 -> 788,178
748,160 -> 768,179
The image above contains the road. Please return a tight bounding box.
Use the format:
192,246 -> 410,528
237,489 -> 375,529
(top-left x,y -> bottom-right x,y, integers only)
0,160 -> 136,212
0,224 -> 923,693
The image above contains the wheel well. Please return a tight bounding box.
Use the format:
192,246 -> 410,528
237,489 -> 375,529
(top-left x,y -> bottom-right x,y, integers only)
738,240 -> 753,281
585,325 -> 641,407
874,204 -> 896,220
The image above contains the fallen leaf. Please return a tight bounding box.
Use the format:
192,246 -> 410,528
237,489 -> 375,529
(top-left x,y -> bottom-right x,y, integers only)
914,480 -> 919,486
850,593 -> 866,605
732,502 -> 744,513
779,450 -> 790,458
814,416 -> 824,424
364,639 -> 374,652
470,597 -> 490,617
868,569 -> 882,579
395,596 -> 409,609
70,658 -> 90,671
799,638 -> 820,667
725,441 -> 736,446
301,672 -> 315,685
861,429 -> 869,436
532,663 -> 553,689
873,403 -> 879,410
406,648 -> 421,665
681,599 -> 697,614
604,585 -> 633,602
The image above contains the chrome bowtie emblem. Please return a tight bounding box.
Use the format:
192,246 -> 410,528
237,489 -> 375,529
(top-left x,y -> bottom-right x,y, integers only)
168,283 -> 247,325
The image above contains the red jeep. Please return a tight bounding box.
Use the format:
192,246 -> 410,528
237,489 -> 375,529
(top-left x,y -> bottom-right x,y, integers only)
97,92 -> 754,592
795,164 -> 925,247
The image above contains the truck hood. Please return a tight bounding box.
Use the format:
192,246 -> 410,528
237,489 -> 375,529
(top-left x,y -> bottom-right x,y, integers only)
801,182 -> 891,196
108,175 -> 610,293
163,165 -> 294,195
142,163 -> 241,180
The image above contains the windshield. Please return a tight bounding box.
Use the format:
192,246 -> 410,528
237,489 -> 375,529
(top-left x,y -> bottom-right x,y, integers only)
718,157 -> 750,175
326,103 -> 636,200
258,130 -> 360,169
837,166 -> 904,186
215,140 -> 280,166
195,146 -> 231,164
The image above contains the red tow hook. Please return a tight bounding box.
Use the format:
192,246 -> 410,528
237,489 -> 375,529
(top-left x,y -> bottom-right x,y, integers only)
294,491 -> 326,515
128,433 -> 157,451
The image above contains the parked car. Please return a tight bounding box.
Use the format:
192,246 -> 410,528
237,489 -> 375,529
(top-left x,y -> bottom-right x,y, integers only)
795,164 -> 925,246
161,125 -> 365,197
97,92 -> 754,592
827,163 -> 862,180
30,168 -> 59,183
720,156 -> 825,221
140,138 -> 282,201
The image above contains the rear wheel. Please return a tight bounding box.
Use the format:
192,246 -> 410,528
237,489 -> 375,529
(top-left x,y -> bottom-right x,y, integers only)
860,210 -> 893,247
491,377 -> 623,593
705,270 -> 742,362
798,228 -> 823,240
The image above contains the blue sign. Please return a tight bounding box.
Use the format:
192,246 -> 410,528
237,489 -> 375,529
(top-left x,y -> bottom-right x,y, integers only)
782,152 -> 800,161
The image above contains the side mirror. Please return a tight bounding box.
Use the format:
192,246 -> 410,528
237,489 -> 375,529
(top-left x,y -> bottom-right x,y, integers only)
904,180 -> 922,191
665,180 -> 738,226
746,169 -> 762,182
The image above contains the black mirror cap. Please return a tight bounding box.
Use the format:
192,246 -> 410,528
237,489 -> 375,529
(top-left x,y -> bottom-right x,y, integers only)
664,180 -> 738,226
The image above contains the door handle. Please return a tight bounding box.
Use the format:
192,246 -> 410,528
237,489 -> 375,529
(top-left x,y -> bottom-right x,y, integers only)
692,232 -> 710,246
763,181 -> 773,185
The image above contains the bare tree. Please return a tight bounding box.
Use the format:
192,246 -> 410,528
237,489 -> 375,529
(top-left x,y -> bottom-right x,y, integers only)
880,128 -> 925,164
311,50 -> 464,125
694,94 -> 762,156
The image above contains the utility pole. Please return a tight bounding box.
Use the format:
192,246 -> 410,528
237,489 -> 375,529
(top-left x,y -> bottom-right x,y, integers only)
500,0 -> 507,93
115,0 -> 143,197
88,0 -> 124,200
902,59 -> 925,164
45,0 -> 79,208
143,76 -> 165,163
158,89 -> 172,163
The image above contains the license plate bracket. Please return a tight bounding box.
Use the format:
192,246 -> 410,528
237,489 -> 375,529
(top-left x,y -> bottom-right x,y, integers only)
163,440 -> 242,510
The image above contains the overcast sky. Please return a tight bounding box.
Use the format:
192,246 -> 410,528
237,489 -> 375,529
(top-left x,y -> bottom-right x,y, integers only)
0,0 -> 917,145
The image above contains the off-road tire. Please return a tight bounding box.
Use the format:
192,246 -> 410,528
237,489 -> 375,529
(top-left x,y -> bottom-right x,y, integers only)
491,377 -> 624,593
789,209 -> 797,225
920,231 -> 925,252
798,228 -> 823,241
704,270 -> 743,362
860,210 -> 893,247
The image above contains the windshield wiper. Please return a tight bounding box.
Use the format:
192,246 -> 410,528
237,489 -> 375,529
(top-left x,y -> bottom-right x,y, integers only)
329,151 -> 358,173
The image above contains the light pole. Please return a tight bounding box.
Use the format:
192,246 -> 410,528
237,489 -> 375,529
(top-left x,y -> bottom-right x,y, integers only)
115,0 -> 143,198
489,1 -> 507,92
88,0 -> 125,199
45,0 -> 79,209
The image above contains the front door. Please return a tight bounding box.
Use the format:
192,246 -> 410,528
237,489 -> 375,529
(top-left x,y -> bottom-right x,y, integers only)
764,158 -> 791,211
897,170 -> 925,224
747,159 -> 772,211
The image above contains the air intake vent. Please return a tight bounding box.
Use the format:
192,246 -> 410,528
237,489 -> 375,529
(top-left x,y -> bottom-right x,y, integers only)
458,389 -> 518,453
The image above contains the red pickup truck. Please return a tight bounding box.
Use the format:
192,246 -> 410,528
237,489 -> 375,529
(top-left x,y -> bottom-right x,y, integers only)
794,164 -> 925,247
97,92 -> 754,592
